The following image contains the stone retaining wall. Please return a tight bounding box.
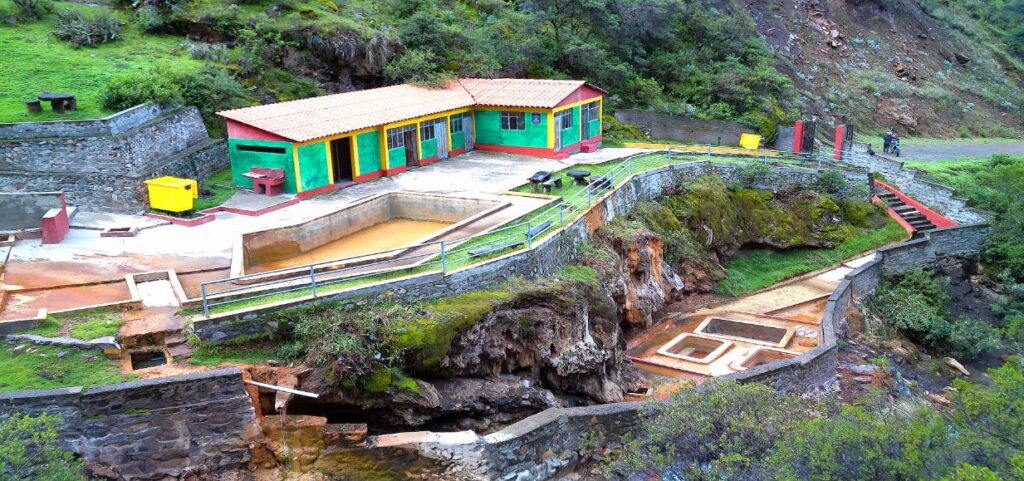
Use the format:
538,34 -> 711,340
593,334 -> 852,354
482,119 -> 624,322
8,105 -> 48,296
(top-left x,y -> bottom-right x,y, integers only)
841,154 -> 991,225
0,106 -> 227,212
0,368 -> 256,480
0,104 -> 164,140
614,110 -> 754,146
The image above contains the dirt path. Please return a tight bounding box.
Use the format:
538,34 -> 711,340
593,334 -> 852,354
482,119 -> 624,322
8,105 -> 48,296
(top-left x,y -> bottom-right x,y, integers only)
895,140 -> 1024,161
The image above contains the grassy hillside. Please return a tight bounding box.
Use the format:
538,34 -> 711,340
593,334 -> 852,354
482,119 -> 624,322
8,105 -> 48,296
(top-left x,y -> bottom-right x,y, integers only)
0,0 -> 202,122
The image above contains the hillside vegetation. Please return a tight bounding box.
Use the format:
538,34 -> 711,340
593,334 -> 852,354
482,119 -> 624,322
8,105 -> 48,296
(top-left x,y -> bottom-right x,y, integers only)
6,0 -> 1021,137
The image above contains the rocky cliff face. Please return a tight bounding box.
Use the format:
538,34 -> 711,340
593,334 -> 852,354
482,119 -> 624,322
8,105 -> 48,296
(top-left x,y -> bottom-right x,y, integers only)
591,225 -> 684,328
294,278 -> 643,432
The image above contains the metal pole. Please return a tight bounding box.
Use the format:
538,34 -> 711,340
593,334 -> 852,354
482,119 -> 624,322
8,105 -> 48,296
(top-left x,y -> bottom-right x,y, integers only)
201,284 -> 209,317
707,145 -> 712,158
587,185 -> 592,206
628,155 -> 634,176
440,241 -> 447,273
559,202 -> 564,226
526,221 -> 532,249
309,265 -> 318,296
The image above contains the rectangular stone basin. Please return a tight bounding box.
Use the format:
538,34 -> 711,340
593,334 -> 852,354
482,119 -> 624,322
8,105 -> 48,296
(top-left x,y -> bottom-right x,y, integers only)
656,334 -> 733,364
695,317 -> 794,348
729,347 -> 798,371
236,192 -> 506,275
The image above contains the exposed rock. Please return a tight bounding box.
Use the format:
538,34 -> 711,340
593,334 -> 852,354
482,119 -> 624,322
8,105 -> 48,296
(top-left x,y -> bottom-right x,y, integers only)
598,228 -> 683,327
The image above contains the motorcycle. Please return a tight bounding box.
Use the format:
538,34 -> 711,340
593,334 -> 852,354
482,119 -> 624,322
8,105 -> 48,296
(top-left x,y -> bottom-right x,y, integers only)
890,138 -> 901,157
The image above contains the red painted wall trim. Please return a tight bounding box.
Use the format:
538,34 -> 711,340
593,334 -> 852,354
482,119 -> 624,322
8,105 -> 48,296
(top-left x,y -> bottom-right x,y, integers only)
226,120 -> 291,142
449,147 -> 466,157
297,183 -> 338,200
580,134 -> 603,146
555,86 -> 603,107
385,166 -> 407,176
872,195 -> 915,234
873,178 -> 958,228
419,156 -> 439,166
792,121 -> 805,154
475,143 -> 560,159
355,170 -> 383,183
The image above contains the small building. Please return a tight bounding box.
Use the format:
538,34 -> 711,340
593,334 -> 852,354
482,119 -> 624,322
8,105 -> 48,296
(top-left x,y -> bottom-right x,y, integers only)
217,78 -> 604,197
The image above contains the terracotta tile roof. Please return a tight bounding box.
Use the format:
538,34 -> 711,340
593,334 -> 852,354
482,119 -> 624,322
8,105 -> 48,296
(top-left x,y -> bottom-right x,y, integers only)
218,78 -> 602,142
217,82 -> 476,143
458,78 -> 589,108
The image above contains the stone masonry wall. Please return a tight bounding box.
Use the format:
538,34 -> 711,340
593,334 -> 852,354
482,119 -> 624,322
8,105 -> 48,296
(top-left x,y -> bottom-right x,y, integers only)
840,153 -> 991,225
0,106 -> 227,212
0,104 -> 164,140
614,110 -> 753,146
0,368 -> 256,480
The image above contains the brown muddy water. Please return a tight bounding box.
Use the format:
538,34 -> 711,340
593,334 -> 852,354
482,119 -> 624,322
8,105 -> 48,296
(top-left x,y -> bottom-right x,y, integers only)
248,219 -> 452,273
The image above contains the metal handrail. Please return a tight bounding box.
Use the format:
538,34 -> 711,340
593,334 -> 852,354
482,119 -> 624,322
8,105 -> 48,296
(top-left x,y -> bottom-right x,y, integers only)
198,147 -> 863,316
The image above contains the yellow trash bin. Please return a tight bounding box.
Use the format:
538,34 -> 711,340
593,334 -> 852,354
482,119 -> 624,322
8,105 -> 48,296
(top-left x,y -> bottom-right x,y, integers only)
144,176 -> 198,213
739,133 -> 762,150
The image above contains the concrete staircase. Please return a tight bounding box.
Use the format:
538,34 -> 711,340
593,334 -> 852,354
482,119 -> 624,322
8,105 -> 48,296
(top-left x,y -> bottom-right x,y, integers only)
876,192 -> 936,232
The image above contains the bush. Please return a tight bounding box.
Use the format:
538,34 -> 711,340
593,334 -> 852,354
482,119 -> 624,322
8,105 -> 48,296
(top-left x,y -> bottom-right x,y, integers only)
100,71 -> 182,111
137,6 -> 165,33
382,48 -> 451,87
10,0 -> 51,22
0,413 -> 86,480
948,319 -> 1002,359
816,170 -> 847,196
737,163 -> 771,188
52,9 -> 121,47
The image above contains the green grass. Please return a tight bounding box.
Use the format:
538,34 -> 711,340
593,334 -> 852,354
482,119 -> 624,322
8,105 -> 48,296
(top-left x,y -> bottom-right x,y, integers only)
18,308 -> 122,339
716,217 -> 908,297
188,342 -> 288,366
0,1 -> 203,123
901,157 -> 989,191
898,137 -> 1022,147
0,343 -> 134,391
193,168 -> 238,211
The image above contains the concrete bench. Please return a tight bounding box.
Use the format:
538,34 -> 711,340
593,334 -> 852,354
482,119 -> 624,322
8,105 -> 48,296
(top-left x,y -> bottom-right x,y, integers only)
541,177 -> 563,193
41,207 -> 69,244
243,167 -> 286,196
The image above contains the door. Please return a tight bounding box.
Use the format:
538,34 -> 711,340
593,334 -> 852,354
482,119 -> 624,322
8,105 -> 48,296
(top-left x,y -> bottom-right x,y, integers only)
329,137 -> 353,183
436,120 -> 448,160
581,104 -> 592,140
463,115 -> 474,150
403,129 -> 419,167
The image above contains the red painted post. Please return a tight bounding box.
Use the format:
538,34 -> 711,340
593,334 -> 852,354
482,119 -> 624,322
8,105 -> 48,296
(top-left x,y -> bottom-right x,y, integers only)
833,124 -> 846,161
792,120 -> 805,154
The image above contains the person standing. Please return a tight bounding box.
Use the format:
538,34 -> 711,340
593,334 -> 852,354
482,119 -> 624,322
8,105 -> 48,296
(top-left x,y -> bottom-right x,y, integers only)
883,130 -> 894,154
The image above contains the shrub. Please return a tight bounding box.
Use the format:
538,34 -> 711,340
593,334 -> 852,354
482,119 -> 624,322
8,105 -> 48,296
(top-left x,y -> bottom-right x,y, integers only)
947,319 -> 1002,359
137,6 -> 165,33
0,413 -> 86,480
100,71 -> 182,111
737,163 -> 771,188
52,9 -> 121,47
816,170 -> 847,196
382,48 -> 451,87
10,0 -> 51,22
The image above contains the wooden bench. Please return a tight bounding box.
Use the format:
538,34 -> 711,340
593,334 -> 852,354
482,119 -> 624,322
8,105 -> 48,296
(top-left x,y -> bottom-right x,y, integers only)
243,167 -> 286,196
541,177 -> 563,193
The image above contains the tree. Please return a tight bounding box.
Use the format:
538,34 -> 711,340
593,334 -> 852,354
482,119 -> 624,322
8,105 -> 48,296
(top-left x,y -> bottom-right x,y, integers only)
0,413 -> 85,481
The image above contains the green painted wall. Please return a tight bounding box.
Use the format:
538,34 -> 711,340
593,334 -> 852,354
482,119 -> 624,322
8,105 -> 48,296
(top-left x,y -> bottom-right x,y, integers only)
357,131 -> 382,175
474,109 -> 548,148
587,117 -> 601,139
296,142 -> 329,191
451,124 -> 465,151
421,137 -> 438,159
388,146 -> 406,168
227,138 -> 297,193
559,106 -> 581,148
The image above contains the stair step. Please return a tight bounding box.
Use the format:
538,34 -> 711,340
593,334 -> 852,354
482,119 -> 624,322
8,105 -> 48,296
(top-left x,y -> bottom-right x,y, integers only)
904,215 -> 927,222
878,192 -> 897,198
916,225 -> 937,232
893,206 -> 916,213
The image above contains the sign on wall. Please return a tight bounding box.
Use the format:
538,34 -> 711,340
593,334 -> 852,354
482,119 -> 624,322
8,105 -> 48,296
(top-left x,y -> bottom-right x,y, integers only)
531,113 -> 542,125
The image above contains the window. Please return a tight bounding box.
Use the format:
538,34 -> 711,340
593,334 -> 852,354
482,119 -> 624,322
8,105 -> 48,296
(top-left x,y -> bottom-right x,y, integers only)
583,101 -> 600,121
451,113 -> 464,133
557,109 -> 573,130
500,111 -> 525,131
237,144 -> 286,154
387,125 -> 414,149
420,121 -> 436,141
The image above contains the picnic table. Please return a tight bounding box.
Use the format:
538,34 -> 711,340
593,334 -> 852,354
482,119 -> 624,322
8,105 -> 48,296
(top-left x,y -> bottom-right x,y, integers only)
566,170 -> 592,185
528,171 -> 552,193
36,92 -> 77,114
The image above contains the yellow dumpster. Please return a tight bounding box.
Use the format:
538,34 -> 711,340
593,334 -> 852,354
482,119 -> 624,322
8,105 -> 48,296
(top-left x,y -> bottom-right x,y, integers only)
739,133 -> 761,150
144,176 -> 198,213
